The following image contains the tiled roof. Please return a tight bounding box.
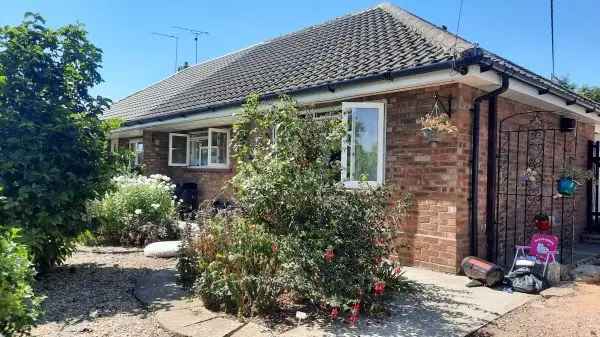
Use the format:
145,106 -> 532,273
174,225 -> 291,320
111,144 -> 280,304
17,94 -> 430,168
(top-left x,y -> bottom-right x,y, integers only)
105,3 -> 599,124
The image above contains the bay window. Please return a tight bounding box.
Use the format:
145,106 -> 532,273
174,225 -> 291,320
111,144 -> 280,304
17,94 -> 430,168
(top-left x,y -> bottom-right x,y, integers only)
169,128 -> 230,168
341,102 -> 385,187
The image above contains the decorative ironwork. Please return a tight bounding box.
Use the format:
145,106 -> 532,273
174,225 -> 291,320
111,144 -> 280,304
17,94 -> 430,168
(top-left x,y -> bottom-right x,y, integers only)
494,111 -> 578,266
587,141 -> 600,233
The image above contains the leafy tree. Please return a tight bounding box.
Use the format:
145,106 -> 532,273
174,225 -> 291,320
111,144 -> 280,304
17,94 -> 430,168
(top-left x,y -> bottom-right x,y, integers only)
0,13 -> 113,271
555,75 -> 600,104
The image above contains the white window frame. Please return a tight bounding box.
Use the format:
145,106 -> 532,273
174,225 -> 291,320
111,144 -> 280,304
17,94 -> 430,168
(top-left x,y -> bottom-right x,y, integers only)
110,138 -> 119,154
189,133 -> 209,168
341,102 -> 386,188
169,128 -> 230,169
129,138 -> 144,166
168,133 -> 189,166
207,128 -> 230,168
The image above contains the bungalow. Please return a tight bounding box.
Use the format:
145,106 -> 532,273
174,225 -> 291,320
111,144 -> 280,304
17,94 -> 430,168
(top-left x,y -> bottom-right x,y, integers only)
105,3 -> 600,273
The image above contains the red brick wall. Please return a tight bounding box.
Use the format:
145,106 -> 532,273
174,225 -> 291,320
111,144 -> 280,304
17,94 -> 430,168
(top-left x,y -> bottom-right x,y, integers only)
141,130 -> 234,201
115,83 -> 594,273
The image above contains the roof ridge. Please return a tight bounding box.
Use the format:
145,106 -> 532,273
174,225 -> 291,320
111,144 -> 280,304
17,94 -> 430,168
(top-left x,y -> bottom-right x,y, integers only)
378,2 -> 473,54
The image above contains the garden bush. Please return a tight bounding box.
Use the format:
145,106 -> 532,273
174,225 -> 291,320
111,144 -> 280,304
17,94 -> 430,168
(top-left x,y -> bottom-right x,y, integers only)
0,14 -> 114,271
0,228 -> 42,337
180,209 -> 283,317
179,94 -> 407,320
89,174 -> 180,245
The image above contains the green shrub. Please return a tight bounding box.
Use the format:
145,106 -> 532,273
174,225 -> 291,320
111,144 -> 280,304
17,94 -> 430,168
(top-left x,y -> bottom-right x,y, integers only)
0,14 -> 114,271
0,228 -> 42,336
89,174 -> 180,245
186,210 -> 283,317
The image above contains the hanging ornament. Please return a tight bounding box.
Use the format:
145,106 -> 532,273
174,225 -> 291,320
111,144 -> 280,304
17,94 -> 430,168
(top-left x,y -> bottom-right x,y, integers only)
416,93 -> 458,144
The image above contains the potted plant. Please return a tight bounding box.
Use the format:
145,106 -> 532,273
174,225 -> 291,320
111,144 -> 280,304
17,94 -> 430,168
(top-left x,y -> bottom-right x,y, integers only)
533,212 -> 550,231
416,112 -> 458,143
556,166 -> 595,196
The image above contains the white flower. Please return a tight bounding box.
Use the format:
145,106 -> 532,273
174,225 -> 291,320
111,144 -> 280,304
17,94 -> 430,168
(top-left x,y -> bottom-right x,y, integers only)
151,203 -> 160,209
134,209 -> 143,215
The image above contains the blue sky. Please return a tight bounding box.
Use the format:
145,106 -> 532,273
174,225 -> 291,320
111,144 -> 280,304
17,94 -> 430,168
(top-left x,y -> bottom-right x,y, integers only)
2,1 -> 599,102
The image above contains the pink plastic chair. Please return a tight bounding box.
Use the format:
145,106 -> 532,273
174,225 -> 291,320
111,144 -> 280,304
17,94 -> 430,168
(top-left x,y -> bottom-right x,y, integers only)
509,233 -> 559,277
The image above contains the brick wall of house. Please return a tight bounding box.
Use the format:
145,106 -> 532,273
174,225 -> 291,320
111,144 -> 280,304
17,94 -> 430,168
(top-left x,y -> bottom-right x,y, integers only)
141,130 -> 234,201
117,83 -> 594,273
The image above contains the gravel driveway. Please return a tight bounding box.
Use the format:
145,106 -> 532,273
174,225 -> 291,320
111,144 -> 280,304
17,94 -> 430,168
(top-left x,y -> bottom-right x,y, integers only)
31,246 -> 176,337
472,283 -> 600,337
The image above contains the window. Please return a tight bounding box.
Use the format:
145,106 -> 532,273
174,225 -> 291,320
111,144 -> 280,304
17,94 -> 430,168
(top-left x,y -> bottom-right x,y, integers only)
169,128 -> 230,168
190,131 -> 209,167
129,138 -> 144,166
169,133 -> 189,166
110,138 -> 119,154
341,102 -> 385,187
209,128 -> 229,167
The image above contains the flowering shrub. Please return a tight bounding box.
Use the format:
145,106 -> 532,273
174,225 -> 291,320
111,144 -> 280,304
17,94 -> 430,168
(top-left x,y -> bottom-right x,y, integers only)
0,228 -> 42,336
185,210 -> 283,317
89,174 -> 180,245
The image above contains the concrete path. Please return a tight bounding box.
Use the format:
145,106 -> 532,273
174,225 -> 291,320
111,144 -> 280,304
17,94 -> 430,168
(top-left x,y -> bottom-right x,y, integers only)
135,266 -> 534,337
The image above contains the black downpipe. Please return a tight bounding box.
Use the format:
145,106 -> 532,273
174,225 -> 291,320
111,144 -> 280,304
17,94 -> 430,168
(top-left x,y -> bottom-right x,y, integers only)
469,74 -> 509,257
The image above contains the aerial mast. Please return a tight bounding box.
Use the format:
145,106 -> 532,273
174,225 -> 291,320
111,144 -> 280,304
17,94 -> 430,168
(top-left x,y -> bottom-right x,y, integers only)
172,26 -> 209,64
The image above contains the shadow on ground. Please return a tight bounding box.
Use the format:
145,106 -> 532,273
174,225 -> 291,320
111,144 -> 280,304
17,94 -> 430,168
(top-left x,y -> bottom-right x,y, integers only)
315,282 -> 500,337
34,261 -> 180,328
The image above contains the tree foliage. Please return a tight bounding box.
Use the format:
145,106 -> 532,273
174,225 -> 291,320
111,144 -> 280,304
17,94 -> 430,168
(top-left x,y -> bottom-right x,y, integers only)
556,75 -> 600,104
0,13 -> 113,270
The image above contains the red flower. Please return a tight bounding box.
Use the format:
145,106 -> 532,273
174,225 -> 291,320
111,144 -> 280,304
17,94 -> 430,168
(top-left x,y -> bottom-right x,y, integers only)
330,307 -> 339,320
392,266 -> 402,277
351,301 -> 361,315
271,243 -> 278,253
374,281 -> 385,295
348,313 -> 359,327
324,247 -> 335,262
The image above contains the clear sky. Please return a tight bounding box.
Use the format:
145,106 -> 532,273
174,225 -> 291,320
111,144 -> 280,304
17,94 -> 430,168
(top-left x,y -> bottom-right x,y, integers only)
2,1 -> 598,102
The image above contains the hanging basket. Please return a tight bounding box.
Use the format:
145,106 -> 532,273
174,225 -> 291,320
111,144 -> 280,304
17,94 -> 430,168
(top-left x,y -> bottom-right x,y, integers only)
557,177 -> 577,196
421,128 -> 441,143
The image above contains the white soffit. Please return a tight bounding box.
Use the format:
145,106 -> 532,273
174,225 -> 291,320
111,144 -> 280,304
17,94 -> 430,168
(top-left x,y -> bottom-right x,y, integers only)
463,65 -> 600,124
112,64 -> 599,137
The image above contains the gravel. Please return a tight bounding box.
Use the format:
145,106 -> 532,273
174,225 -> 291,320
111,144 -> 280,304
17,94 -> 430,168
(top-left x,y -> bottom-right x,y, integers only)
472,283 -> 600,337
31,246 -> 176,337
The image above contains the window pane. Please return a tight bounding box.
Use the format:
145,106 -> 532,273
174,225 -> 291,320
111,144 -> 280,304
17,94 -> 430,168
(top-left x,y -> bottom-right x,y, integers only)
210,131 -> 228,165
351,107 -> 379,182
171,135 -> 188,164
190,141 -> 200,166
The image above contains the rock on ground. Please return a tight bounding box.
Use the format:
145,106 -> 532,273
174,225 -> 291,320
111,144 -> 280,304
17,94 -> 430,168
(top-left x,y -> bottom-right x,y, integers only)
144,241 -> 181,258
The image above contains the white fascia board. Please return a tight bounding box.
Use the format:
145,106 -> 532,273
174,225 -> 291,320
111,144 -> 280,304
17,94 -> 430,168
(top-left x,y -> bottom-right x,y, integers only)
464,65 -> 600,125
111,69 -> 462,135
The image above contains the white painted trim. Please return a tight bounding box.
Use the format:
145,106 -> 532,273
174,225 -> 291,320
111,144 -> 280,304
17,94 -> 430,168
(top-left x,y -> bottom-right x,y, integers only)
128,138 -> 144,166
341,101 -> 386,188
168,133 -> 189,166
463,65 -> 600,124
207,128 -> 231,169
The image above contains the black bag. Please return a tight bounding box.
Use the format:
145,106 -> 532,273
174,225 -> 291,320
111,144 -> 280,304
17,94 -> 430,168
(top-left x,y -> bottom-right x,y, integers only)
505,267 -> 547,294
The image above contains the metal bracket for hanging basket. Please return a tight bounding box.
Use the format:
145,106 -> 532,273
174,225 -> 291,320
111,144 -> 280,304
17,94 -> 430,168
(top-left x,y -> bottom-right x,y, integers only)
433,92 -> 453,118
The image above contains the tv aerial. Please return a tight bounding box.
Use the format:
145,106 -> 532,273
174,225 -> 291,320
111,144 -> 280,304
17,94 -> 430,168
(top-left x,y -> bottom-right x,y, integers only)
172,26 -> 209,64
152,32 -> 179,73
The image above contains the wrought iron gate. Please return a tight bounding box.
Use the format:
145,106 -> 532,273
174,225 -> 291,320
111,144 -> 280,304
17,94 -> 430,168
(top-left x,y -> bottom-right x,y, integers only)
494,112 -> 578,266
587,141 -> 600,233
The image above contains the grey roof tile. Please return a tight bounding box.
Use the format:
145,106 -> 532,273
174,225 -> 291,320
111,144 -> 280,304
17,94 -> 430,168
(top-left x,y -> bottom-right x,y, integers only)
105,3 -> 599,124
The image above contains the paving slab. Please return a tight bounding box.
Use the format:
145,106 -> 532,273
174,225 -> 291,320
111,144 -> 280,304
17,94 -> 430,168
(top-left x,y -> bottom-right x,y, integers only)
136,265 -> 535,337
231,322 -> 276,337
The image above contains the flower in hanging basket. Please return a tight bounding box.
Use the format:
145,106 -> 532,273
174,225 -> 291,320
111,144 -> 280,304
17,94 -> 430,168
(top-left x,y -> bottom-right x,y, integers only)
417,113 -> 458,143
